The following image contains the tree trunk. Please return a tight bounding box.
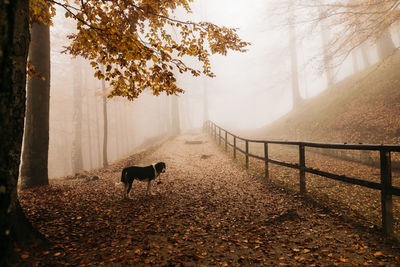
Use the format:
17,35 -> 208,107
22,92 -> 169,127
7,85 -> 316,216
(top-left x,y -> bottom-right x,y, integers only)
101,74 -> 109,166
360,42 -> 371,68
85,94 -> 93,170
352,49 -> 360,74
203,77 -> 209,124
71,58 -> 84,173
289,2 -> 301,107
94,95 -> 101,167
377,28 -> 396,60
318,5 -> 334,87
0,1 -> 47,265
171,95 -> 180,135
20,21 -> 50,189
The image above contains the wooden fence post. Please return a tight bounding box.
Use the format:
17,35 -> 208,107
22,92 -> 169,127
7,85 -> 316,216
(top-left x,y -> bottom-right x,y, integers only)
225,131 -> 228,151
245,140 -> 249,169
264,142 -> 269,179
380,150 -> 393,237
233,136 -> 237,159
299,144 -> 306,194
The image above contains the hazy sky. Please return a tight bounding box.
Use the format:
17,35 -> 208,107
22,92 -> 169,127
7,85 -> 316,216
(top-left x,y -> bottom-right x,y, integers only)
175,0 -> 389,129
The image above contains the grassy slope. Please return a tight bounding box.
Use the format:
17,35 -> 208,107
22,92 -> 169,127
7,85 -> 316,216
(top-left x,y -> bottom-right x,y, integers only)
249,50 -> 400,144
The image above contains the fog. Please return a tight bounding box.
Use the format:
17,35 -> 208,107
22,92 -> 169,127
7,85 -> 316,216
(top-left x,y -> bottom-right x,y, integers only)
44,0 -> 400,178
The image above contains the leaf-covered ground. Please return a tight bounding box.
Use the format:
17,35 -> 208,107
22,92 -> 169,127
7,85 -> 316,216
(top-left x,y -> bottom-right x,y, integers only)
18,133 -> 400,266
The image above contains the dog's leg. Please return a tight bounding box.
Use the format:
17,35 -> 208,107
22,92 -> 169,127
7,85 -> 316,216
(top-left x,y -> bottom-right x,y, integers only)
123,183 -> 128,199
146,180 -> 155,195
127,182 -> 133,199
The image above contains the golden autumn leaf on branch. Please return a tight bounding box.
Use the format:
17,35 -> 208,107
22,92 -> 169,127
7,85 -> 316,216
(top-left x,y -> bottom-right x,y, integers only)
40,0 -> 250,100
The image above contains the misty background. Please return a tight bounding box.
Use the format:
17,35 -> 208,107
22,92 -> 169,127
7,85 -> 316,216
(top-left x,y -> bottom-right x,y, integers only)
45,0 -> 400,178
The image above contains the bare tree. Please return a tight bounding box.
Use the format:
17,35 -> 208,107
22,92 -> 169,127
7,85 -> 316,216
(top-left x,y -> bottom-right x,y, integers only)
294,0 -> 400,67
272,0 -> 399,75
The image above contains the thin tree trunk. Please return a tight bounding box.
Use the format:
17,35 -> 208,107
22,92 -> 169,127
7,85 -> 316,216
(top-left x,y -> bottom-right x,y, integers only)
0,1 -> 47,265
171,95 -> 180,135
86,94 -> 93,170
71,58 -> 84,174
289,2 -> 301,107
377,28 -> 396,60
318,5 -> 334,87
94,95 -> 101,167
101,73 -> 109,166
203,77 -> 209,124
20,21 -> 50,189
352,49 -> 360,73
360,42 -> 371,68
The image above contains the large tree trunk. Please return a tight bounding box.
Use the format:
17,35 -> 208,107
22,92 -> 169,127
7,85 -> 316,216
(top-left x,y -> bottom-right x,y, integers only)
0,1 -> 47,265
20,21 -> 50,189
289,2 -> 301,107
71,58 -> 84,173
377,28 -> 396,60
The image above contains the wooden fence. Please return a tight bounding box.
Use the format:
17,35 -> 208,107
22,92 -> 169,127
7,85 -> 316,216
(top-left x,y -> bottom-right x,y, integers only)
205,121 -> 400,238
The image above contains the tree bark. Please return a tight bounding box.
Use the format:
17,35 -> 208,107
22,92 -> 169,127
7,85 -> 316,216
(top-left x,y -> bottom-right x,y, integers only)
377,28 -> 396,60
0,1 -> 47,265
20,21 -> 50,189
71,58 -> 84,173
318,4 -> 334,87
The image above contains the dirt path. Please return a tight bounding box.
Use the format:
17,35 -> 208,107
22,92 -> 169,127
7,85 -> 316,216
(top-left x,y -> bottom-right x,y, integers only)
19,132 -> 400,265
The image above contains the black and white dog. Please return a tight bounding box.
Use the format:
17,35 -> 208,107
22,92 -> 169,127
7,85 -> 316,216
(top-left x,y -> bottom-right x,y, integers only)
120,162 -> 166,198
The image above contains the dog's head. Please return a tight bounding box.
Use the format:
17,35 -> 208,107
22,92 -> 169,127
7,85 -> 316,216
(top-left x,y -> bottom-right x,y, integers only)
155,162 -> 166,174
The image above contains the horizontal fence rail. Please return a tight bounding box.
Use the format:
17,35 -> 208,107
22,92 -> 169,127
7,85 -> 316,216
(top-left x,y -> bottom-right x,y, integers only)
205,121 -> 400,238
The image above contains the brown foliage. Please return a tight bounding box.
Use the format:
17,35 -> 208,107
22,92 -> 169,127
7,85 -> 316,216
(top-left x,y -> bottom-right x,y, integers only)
17,134 -> 400,265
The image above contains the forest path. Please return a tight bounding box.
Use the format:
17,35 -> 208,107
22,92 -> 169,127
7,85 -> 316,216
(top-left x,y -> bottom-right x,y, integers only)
19,132 -> 400,265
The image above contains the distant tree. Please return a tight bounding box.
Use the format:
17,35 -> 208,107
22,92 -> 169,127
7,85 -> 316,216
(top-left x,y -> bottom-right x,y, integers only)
360,43 -> 371,68
71,58 -> 84,173
288,1 -> 302,107
318,3 -> 334,86
352,49 -> 360,73
376,28 -> 396,60
203,78 -> 209,123
171,96 -> 181,135
101,69 -> 109,167
0,0 -> 47,265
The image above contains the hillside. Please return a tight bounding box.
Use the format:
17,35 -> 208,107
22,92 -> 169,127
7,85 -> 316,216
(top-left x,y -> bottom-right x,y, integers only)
248,50 -> 400,145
